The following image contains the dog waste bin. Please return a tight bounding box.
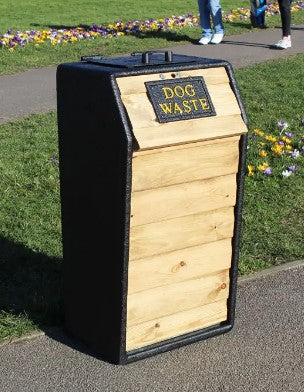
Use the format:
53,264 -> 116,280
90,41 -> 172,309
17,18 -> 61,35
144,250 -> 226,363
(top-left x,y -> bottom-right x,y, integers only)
57,51 -> 248,365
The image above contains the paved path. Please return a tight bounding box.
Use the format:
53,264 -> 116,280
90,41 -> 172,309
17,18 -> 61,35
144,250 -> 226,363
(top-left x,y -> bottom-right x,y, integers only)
0,25 -> 303,124
1,262 -> 303,391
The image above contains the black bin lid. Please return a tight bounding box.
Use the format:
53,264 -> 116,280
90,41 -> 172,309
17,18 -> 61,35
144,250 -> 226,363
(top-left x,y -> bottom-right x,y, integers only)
81,51 -> 200,68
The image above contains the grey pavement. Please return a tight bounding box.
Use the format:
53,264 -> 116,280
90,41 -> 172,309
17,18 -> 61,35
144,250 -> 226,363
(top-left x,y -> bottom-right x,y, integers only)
0,25 -> 304,124
0,262 -> 303,392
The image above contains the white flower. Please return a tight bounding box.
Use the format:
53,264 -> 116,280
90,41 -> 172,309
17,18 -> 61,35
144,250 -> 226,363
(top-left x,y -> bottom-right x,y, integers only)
292,149 -> 300,158
282,170 -> 292,178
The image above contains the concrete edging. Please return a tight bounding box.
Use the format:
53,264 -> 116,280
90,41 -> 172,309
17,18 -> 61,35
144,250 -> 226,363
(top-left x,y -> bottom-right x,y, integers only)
0,330 -> 45,348
238,259 -> 304,284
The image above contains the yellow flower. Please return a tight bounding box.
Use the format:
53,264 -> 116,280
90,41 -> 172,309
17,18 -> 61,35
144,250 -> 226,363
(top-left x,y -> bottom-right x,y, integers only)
253,128 -> 264,137
257,162 -> 269,171
259,150 -> 268,157
286,145 -> 292,151
271,143 -> 284,155
282,136 -> 292,144
258,142 -> 265,147
247,165 -> 255,176
265,135 -> 277,142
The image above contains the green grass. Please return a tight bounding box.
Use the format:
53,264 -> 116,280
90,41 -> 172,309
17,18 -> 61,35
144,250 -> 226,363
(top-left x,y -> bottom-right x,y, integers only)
0,54 -> 304,341
236,54 -> 304,274
0,312 -> 37,341
0,113 -> 62,340
1,0 -> 304,75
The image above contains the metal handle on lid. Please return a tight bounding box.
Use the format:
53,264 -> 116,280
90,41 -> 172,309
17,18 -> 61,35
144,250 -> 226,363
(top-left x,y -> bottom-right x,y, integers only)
131,50 -> 173,64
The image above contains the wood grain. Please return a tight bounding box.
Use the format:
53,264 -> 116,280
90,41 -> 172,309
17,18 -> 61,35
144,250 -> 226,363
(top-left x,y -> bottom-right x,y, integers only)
129,207 -> 235,260
120,83 -> 241,129
130,174 -> 237,226
130,114 -> 246,150
128,238 -> 232,294
132,138 -> 240,192
127,269 -> 229,327
132,135 -> 240,157
117,66 -> 247,150
126,299 -> 227,350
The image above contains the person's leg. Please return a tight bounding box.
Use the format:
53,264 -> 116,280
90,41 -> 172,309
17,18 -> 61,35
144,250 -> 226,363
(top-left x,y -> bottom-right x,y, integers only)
208,0 -> 224,43
208,0 -> 224,35
273,0 -> 291,48
278,0 -> 291,37
198,0 -> 212,38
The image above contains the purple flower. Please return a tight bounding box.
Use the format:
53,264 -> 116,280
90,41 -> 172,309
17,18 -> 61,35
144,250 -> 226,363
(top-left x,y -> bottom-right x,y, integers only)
263,167 -> 272,176
288,165 -> 297,172
51,155 -> 59,164
278,141 -> 284,146
284,132 -> 293,138
277,120 -> 288,130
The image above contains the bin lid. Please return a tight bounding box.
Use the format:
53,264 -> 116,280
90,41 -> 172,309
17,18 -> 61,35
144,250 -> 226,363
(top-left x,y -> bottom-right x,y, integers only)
81,51 -> 200,68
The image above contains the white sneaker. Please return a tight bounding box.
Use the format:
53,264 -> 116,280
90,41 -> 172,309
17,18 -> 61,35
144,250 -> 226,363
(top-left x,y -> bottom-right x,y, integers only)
210,33 -> 224,44
273,39 -> 292,49
198,36 -> 211,45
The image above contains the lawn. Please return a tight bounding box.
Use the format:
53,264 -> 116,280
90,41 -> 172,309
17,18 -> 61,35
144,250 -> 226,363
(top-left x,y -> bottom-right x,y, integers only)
237,55 -> 304,274
0,0 -> 257,32
0,53 -> 303,341
1,0 -> 304,74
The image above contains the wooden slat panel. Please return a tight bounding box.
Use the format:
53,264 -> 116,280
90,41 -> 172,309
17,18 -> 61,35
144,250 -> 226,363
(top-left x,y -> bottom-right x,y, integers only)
127,269 -> 229,327
131,174 -> 237,227
129,207 -> 235,260
116,67 -> 230,95
130,114 -> 247,150
120,83 -> 240,129
126,299 -> 227,350
132,138 -> 240,192
128,239 -> 232,294
133,135 -> 240,157
117,67 -> 247,150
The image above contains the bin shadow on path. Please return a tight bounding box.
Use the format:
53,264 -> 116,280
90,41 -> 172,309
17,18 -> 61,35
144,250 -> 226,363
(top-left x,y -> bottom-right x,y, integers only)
0,236 -> 114,362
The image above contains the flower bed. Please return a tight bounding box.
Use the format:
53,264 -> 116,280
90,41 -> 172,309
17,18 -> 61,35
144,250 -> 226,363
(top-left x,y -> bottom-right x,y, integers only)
0,14 -> 198,50
1,1 -> 304,50
247,120 -> 304,178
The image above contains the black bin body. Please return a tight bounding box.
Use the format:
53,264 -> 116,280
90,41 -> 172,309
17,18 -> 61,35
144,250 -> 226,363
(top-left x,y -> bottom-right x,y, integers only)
57,52 -> 248,365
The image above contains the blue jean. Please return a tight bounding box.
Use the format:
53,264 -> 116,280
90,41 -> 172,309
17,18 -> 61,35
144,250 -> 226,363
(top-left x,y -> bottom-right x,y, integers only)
198,0 -> 224,38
